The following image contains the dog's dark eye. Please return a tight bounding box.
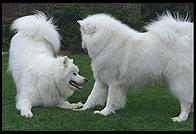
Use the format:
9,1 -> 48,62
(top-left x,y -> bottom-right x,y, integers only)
73,73 -> 77,76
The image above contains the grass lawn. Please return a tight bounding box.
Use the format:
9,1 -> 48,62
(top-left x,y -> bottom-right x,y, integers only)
2,54 -> 194,131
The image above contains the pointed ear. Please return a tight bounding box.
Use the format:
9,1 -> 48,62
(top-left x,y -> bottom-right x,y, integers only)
63,56 -> 68,67
70,59 -> 73,62
77,20 -> 85,27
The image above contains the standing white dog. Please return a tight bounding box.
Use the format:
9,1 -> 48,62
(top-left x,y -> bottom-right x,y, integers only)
77,11 -> 193,122
8,11 -> 88,118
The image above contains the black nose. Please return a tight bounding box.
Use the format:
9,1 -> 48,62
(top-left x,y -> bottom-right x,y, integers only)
84,78 -> 88,83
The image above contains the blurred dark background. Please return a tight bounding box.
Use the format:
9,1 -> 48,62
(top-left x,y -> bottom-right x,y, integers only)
2,3 -> 193,53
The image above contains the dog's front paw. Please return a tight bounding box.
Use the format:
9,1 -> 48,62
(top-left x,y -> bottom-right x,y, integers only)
73,103 -> 91,111
171,112 -> 189,122
20,110 -> 33,118
94,108 -> 114,116
73,106 -> 89,111
76,102 -> 83,108
72,102 -> 83,109
171,116 -> 188,122
94,110 -> 108,116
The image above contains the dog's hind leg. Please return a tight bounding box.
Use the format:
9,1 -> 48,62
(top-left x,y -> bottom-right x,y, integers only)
169,75 -> 193,122
94,81 -> 127,116
80,80 -> 108,110
171,102 -> 192,122
15,79 -> 36,118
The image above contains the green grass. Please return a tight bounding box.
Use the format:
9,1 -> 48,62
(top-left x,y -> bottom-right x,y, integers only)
2,54 -> 193,131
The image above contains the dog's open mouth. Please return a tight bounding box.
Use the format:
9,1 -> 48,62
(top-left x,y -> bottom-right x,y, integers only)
69,80 -> 83,90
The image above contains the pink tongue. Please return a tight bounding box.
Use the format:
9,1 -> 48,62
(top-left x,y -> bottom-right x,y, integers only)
71,81 -> 82,89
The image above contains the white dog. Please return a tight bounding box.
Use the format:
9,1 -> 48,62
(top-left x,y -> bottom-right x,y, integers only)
77,11 -> 193,122
8,11 -> 88,118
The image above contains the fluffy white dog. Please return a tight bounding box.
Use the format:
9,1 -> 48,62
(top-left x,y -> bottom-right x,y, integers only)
77,11 -> 193,122
8,11 -> 88,118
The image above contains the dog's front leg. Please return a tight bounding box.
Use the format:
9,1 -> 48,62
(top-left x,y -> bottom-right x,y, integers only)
16,99 -> 33,118
57,101 -> 83,109
94,81 -> 127,116
79,80 -> 108,111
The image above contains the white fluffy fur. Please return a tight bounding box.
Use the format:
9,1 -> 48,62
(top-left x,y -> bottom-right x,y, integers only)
8,12 -> 87,118
77,12 -> 193,122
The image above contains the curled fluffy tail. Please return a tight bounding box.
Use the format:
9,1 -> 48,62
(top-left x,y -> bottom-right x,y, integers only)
144,11 -> 193,44
11,11 -> 61,54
